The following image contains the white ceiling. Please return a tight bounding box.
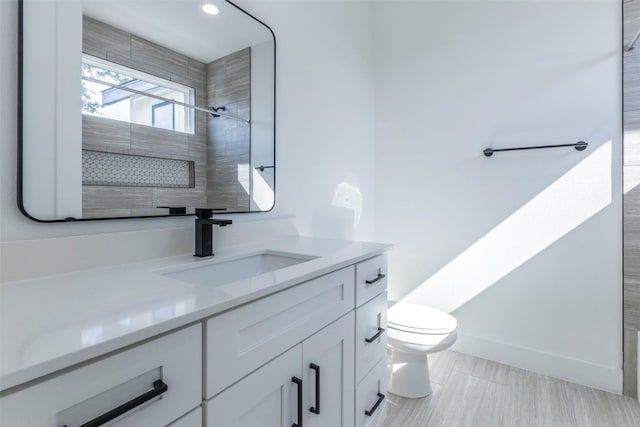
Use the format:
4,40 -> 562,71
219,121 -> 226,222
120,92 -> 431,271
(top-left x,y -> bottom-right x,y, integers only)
82,0 -> 273,64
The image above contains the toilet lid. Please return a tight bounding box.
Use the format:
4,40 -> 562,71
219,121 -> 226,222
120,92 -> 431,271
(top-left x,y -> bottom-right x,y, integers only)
388,301 -> 457,335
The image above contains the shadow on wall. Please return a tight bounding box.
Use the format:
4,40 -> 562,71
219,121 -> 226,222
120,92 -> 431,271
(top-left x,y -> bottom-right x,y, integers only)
404,140 -> 613,313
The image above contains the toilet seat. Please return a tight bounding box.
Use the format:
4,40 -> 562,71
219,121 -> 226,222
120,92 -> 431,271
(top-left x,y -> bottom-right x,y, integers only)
388,301 -> 457,335
386,301 -> 458,398
387,327 -> 458,352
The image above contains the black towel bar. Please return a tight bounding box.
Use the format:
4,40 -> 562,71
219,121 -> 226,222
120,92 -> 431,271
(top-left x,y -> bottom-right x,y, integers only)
483,141 -> 588,157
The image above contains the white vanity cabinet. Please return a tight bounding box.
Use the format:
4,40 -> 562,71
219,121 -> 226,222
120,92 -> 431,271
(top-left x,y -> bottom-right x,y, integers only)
206,313 -> 355,427
354,255 -> 389,427
168,408 -> 202,427
356,291 -> 388,383
205,255 -> 388,427
355,358 -> 388,427
0,247 -> 390,427
206,344 -> 302,426
302,313 -> 355,427
0,324 -> 202,427
204,266 -> 356,426
355,254 -> 388,306
205,267 -> 355,398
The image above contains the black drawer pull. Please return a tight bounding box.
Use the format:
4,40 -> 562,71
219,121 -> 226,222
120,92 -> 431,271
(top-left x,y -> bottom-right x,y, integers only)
365,273 -> 386,285
310,363 -> 320,414
364,392 -> 386,417
292,376 -> 303,427
365,327 -> 385,343
61,380 -> 168,427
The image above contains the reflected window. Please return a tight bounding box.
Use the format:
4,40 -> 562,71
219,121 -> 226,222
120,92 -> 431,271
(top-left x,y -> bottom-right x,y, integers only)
81,55 -> 195,134
152,101 -> 175,131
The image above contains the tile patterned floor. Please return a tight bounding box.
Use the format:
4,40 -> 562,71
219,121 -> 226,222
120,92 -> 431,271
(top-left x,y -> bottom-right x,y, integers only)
382,351 -> 640,427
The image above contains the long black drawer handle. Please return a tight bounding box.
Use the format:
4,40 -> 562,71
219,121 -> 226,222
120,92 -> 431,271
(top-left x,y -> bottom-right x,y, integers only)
365,273 -> 386,285
61,380 -> 168,427
292,376 -> 303,427
310,363 -> 320,414
365,327 -> 385,343
364,392 -> 386,417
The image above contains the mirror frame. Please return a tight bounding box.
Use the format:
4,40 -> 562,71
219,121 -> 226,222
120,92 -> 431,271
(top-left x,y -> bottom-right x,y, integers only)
17,0 -> 276,222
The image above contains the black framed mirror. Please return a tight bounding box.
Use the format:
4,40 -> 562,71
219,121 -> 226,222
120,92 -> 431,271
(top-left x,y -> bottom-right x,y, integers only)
18,0 -> 275,222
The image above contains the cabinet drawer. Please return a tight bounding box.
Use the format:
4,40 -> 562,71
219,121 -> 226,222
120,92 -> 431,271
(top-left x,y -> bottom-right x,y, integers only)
355,358 -> 387,427
168,407 -> 202,427
356,255 -> 387,307
0,324 -> 201,427
206,267 -> 355,398
355,291 -> 387,383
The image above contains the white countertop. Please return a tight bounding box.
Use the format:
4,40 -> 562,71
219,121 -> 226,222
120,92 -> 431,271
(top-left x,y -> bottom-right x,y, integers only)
0,236 -> 389,393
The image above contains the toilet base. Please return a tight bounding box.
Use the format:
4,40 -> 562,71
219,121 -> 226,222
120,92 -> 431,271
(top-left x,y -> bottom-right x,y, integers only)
387,348 -> 432,398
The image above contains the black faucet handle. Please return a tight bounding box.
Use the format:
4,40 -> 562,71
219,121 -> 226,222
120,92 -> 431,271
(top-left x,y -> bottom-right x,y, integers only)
195,208 -> 213,219
157,206 -> 187,215
195,208 -> 227,219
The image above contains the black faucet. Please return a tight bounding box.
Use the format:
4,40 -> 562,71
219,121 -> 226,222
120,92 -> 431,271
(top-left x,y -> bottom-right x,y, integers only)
194,208 -> 232,257
156,206 -> 187,215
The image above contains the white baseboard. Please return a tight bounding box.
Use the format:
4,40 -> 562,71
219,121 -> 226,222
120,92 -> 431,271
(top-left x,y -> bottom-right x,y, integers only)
453,333 -> 622,394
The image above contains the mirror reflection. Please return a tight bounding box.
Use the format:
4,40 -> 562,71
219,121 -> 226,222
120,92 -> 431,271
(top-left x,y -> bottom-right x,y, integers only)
20,0 -> 275,221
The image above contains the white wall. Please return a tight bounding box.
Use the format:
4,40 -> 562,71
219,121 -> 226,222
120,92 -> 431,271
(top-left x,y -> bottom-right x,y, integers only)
3,0 -> 622,394
238,0 -> 376,241
374,0 -> 622,392
0,0 -> 375,242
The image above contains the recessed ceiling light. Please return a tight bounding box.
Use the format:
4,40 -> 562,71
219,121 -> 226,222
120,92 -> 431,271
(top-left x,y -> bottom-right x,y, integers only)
202,4 -> 219,15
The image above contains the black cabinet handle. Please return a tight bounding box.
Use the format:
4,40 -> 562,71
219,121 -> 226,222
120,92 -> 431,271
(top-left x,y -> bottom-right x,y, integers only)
309,363 -> 320,415
365,327 -> 385,343
61,380 -> 168,427
364,392 -> 386,417
292,376 -> 303,427
365,273 -> 386,285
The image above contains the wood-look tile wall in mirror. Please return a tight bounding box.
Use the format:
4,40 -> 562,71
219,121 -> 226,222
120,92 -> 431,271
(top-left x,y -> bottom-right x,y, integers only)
19,0 -> 275,221
624,0 -> 640,398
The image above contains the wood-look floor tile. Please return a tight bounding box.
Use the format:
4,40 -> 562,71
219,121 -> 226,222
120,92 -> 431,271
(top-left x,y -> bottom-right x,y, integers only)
567,381 -> 619,427
383,383 -> 442,427
624,329 -> 638,398
536,376 -> 579,427
447,375 -> 504,427
608,391 -> 640,427
453,351 -> 510,385
429,351 -> 458,385
499,367 -> 542,427
479,380 -> 506,427
432,371 -> 492,427
384,352 -> 640,427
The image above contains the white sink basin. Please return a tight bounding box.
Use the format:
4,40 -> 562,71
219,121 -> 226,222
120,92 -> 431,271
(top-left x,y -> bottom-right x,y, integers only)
161,251 -> 317,287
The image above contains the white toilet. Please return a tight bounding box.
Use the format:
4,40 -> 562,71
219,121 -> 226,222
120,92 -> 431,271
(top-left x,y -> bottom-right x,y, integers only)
386,301 -> 458,398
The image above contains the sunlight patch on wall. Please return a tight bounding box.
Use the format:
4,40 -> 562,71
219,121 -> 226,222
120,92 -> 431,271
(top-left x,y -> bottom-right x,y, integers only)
252,168 -> 275,211
406,141 -> 613,313
237,164 -> 251,196
624,165 -> 640,194
332,181 -> 363,229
